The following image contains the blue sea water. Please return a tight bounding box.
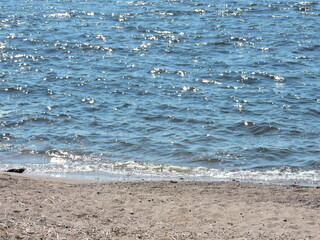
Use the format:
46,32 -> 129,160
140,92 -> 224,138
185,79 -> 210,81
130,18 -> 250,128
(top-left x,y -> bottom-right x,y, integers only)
0,0 -> 319,185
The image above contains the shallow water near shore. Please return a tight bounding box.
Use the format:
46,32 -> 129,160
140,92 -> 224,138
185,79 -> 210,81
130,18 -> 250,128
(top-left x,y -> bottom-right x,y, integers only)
0,0 -> 319,185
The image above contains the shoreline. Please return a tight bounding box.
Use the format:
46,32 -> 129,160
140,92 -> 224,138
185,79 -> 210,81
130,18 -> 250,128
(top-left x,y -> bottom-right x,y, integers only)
2,165 -> 320,187
24,170 -> 320,187
2,159 -> 319,187
1,173 -> 319,239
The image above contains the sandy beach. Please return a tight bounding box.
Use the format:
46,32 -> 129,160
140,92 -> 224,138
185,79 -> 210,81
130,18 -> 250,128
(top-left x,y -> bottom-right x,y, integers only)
0,173 -> 319,240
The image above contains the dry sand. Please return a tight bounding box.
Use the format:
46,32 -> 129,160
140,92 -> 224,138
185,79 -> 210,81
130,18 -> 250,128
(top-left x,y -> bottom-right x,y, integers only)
0,173 -> 319,240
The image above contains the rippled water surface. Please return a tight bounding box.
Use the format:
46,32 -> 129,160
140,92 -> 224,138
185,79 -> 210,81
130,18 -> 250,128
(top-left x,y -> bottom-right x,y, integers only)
0,0 -> 319,184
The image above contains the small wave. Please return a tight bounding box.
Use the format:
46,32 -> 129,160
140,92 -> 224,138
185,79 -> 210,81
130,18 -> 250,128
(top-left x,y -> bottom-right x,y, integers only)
0,110 -> 12,118
192,157 -> 223,164
45,12 -> 72,18
295,1 -> 317,5
2,117 -> 54,128
229,121 -> 279,136
0,41 -> 7,49
75,43 -> 113,52
3,86 -> 29,94
218,10 -> 241,16
0,133 -> 20,141
299,45 -> 320,51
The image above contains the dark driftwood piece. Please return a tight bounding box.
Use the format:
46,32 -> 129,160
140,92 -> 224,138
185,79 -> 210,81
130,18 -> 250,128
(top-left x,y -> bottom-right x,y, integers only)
5,168 -> 26,174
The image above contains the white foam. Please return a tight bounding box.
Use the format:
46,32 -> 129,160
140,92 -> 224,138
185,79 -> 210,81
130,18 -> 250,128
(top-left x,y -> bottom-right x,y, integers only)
3,159 -> 318,186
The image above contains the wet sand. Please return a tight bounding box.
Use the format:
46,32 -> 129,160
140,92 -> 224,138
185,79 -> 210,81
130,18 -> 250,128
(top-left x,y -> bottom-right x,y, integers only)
0,173 -> 319,239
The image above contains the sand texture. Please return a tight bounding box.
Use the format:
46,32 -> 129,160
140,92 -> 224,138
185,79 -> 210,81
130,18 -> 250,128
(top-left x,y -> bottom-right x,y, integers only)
0,173 -> 319,240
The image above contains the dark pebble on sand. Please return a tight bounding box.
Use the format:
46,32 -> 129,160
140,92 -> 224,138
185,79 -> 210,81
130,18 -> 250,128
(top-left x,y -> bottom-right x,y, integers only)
5,168 -> 26,174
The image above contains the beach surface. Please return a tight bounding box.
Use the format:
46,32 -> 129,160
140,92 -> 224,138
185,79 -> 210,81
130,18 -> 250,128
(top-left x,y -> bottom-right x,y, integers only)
0,173 -> 319,240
